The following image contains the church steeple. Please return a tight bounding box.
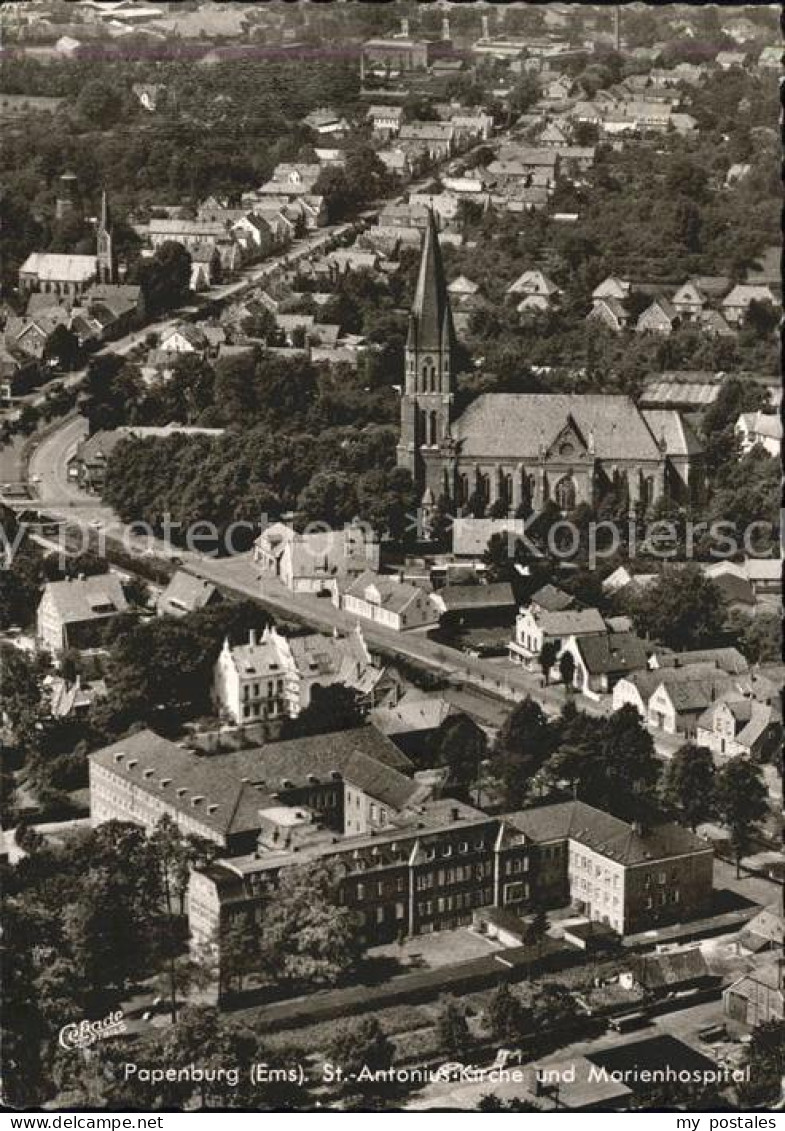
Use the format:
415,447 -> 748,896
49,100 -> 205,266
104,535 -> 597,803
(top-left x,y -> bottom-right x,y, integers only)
96,188 -> 115,284
397,210 -> 457,500
406,208 -> 456,357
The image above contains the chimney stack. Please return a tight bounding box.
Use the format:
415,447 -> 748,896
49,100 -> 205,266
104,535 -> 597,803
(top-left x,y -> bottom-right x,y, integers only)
249,629 -> 257,647
401,16 -> 409,37
442,16 -> 450,41
481,14 -> 490,40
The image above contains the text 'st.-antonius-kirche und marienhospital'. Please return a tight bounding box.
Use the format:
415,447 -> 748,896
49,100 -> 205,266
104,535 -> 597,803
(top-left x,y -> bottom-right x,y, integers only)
397,210 -> 704,519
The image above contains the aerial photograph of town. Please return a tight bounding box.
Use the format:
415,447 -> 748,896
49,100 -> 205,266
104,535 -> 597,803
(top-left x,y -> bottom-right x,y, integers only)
0,0 -> 781,1121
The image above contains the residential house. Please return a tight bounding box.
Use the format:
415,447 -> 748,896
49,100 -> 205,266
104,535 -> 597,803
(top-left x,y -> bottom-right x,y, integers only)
156,571 -> 222,618
507,270 -> 561,313
587,297 -> 629,333
722,283 -> 777,325
4,309 -> 71,361
367,105 -> 404,137
592,276 -> 631,303
696,697 -> 782,762
715,51 -> 747,70
46,674 -> 106,719
636,297 -> 679,336
541,73 -> 574,101
724,962 -> 784,1027
341,571 -> 438,633
370,690 -> 472,760
735,411 -> 781,457
253,522 -> 379,596
37,574 -> 130,655
430,581 -> 516,630
672,280 -> 712,321
213,625 -> 396,725
303,107 -> 349,136
0,345 -> 40,400
757,46 -> 783,70
538,121 -> 570,148
18,253 -> 97,299
83,283 -> 146,338
561,630 -> 650,700
699,310 -> 736,338
509,604 -> 606,672
629,666 -> 737,738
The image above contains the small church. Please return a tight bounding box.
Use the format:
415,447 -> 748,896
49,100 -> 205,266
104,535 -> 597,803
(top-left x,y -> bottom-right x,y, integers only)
397,212 -> 704,517
18,183 -> 117,299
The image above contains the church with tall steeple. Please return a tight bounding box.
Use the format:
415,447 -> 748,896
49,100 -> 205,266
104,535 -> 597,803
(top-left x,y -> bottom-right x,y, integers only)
397,213 -> 704,516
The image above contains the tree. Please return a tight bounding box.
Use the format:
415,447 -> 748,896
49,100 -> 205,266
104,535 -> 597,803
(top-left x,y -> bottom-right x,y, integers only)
0,644 -> 43,746
662,744 -> 715,830
714,761 -> 768,877
43,323 -> 80,371
525,905 -> 550,959
538,640 -> 560,686
435,995 -> 472,1058
558,649 -> 576,691
328,1017 -> 394,1094
138,240 -> 192,316
282,683 -> 364,739
485,981 -> 531,1045
215,914 -> 259,1000
630,567 -> 725,650
738,1020 -> 785,1108
76,79 -> 123,127
259,860 -> 363,987
492,697 -> 555,808
431,713 -> 487,802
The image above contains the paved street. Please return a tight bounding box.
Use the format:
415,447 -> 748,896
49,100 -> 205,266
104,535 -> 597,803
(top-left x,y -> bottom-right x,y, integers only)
404,997 -> 730,1110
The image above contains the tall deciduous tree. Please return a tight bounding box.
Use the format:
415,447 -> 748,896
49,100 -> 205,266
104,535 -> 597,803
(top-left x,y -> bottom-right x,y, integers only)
431,713 -> 487,802
492,697 -> 555,808
662,744 -> 715,830
714,760 -> 768,877
259,860 -> 363,987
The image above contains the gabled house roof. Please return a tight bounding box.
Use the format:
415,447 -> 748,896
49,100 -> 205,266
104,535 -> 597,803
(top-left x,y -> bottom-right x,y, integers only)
40,574 -> 128,625
631,948 -> 713,991
530,584 -> 576,613
574,632 -> 649,677
157,570 -> 219,617
506,799 -> 711,866
344,570 -> 433,616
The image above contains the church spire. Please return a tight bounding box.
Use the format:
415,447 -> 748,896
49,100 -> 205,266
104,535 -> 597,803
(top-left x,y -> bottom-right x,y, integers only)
96,187 -> 115,284
407,208 -> 455,355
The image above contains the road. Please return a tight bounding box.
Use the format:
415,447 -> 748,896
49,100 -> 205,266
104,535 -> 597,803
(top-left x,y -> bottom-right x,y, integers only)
404,998 -> 730,1111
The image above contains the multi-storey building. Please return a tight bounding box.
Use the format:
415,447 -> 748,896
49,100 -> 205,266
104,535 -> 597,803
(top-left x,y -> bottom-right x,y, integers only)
213,625 -> 397,724
89,729 -> 714,963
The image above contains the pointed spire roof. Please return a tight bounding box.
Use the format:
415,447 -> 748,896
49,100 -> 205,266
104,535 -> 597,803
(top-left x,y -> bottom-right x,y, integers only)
407,209 -> 456,354
100,189 -> 111,232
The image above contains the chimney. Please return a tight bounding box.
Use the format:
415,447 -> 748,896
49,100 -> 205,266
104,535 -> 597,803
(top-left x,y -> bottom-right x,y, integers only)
451,806 -> 460,822
249,629 -> 257,648
442,16 -> 450,40
401,16 -> 409,37
481,14 -> 490,40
